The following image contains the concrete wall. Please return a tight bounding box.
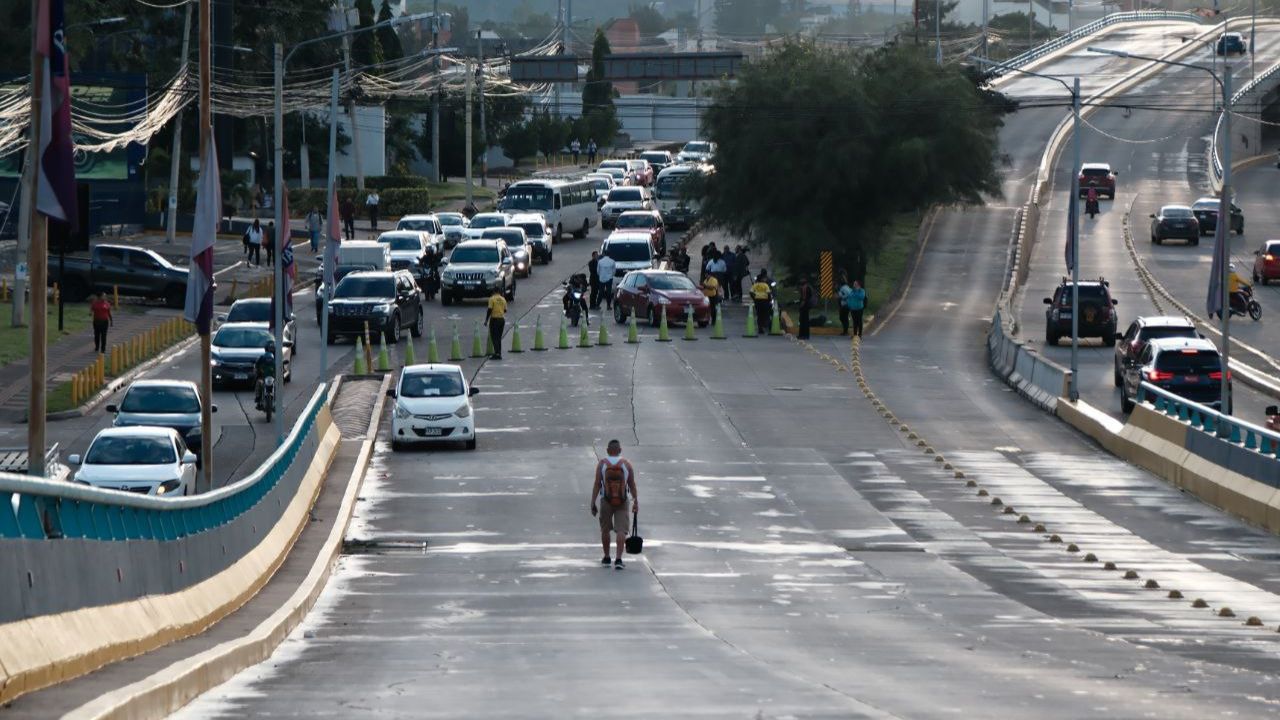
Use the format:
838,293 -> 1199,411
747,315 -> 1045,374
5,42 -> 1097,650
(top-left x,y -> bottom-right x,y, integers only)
542,91 -> 710,145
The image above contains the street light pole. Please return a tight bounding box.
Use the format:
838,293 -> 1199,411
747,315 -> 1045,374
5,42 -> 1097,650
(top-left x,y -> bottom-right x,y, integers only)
935,0 -> 943,65
273,42 -> 286,444
165,3 -> 194,245
321,68 -> 338,383
478,30 -> 487,188
1070,76 -> 1081,402
432,0 -> 441,184
465,60 -> 474,209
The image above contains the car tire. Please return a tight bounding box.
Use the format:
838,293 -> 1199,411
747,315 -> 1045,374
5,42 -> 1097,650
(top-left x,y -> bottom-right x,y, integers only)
465,438 -> 477,450
165,285 -> 186,309
410,310 -> 423,338
326,330 -> 337,345
506,281 -> 516,301
547,250 -> 553,262
441,292 -> 452,306
391,439 -> 404,452
1191,238 -> 1199,246
387,314 -> 401,345
1103,331 -> 1116,348
1153,235 -> 1162,245
1120,391 -> 1134,414
1114,363 -> 1123,388
614,304 -> 626,325
556,223 -> 564,240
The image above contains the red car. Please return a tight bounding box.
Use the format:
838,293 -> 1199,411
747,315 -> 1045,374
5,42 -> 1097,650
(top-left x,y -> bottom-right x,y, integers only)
1078,163 -> 1116,199
614,210 -> 666,256
612,269 -> 710,327
1253,240 -> 1280,285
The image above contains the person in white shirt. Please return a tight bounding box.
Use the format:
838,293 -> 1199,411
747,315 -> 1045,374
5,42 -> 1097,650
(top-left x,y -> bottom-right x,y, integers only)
246,219 -> 263,266
365,191 -> 380,230
595,253 -> 617,310
590,439 -> 638,569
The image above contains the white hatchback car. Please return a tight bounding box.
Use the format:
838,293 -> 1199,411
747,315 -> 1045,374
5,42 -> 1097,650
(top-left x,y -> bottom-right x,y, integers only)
69,426 -> 198,497
388,363 -> 479,451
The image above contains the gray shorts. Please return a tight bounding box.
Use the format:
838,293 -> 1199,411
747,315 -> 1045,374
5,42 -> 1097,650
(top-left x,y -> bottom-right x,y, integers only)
598,501 -> 631,535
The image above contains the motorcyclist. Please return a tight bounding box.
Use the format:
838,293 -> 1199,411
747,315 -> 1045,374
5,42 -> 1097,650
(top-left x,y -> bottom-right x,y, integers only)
1228,263 -> 1252,313
254,340 -> 276,411
563,273 -> 589,322
1085,182 -> 1100,218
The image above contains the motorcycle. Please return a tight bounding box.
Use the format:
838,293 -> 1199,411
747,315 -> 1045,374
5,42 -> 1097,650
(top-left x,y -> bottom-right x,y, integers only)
1085,197 -> 1099,219
1231,285 -> 1263,321
563,276 -> 589,327
256,375 -> 276,423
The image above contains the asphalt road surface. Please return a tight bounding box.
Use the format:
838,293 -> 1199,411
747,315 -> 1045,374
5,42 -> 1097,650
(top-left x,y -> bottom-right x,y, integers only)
175,23 -> 1280,720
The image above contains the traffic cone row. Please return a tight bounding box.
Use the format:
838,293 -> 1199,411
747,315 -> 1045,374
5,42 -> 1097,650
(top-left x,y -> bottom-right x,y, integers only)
770,304 -> 783,335
428,328 -> 440,363
557,318 -> 571,349
578,322 -> 592,348
626,310 -> 639,343
683,306 -> 697,341
656,307 -> 671,342
404,337 -> 417,366
510,323 -> 524,353
711,307 -> 725,340
377,334 -> 391,372
744,303 -> 757,337
533,315 -> 548,351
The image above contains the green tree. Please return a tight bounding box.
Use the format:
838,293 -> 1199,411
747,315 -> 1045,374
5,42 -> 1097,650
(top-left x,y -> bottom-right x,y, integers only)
531,110 -> 571,157
376,0 -> 405,62
581,29 -> 620,146
352,0 -> 385,68
700,40 -> 1006,278
500,121 -> 538,168
629,4 -> 672,37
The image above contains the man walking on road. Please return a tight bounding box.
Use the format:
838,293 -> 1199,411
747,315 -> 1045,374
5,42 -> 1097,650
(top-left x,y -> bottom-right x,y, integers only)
306,207 -> 322,253
571,138 -> 581,165
798,276 -> 815,340
596,252 -> 617,311
340,195 -> 356,240
366,190 -> 381,231
247,218 -> 263,266
846,279 -> 866,338
485,286 -> 507,360
750,271 -> 772,336
91,292 -> 113,353
587,138 -> 598,165
590,439 -> 638,569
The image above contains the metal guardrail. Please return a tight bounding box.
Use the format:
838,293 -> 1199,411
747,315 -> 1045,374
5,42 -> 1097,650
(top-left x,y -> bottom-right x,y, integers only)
1211,58 -> 1280,187
988,10 -> 1206,77
0,384 -> 328,541
1139,380 -> 1280,459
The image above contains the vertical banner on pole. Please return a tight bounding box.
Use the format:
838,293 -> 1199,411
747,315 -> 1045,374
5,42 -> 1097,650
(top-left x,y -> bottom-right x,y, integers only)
819,251 -> 834,299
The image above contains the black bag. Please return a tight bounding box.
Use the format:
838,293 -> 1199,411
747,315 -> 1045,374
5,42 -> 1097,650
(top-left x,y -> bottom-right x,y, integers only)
625,510 -> 643,554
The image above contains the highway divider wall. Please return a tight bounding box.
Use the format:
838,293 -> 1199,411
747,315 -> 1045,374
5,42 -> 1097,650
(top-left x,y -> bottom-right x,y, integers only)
0,384 -> 340,704
988,307 -> 1072,412
1055,384 -> 1280,532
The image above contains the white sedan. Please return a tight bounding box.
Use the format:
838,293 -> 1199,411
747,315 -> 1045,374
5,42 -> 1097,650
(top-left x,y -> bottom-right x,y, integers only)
388,363 -> 479,451
69,426 -> 198,497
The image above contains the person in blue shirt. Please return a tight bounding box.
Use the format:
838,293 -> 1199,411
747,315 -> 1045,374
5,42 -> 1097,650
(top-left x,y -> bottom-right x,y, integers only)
845,279 -> 867,338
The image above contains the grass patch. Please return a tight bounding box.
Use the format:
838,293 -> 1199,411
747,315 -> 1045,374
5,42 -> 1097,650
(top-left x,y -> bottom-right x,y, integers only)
47,381 -> 75,415
863,211 -> 923,315
0,302 -> 95,367
427,181 -> 497,203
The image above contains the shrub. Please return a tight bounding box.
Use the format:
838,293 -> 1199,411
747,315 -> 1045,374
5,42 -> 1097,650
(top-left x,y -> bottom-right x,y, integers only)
336,175 -> 430,191
287,187 -> 432,218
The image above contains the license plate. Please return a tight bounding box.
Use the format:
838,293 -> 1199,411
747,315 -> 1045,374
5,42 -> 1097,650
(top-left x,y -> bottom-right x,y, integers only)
1184,375 -> 1199,382
234,373 -> 248,380
1058,312 -> 1071,319
461,280 -> 478,286
421,427 -> 444,436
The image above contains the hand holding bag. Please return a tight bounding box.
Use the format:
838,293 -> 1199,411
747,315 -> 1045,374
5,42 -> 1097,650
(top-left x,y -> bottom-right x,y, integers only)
625,510 -> 644,554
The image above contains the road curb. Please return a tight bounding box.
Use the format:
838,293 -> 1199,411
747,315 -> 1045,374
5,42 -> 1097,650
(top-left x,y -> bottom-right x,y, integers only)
63,373 -> 391,720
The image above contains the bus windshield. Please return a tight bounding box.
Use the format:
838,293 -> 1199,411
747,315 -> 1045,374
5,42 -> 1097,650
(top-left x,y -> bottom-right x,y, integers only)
504,186 -> 553,211
655,176 -> 687,199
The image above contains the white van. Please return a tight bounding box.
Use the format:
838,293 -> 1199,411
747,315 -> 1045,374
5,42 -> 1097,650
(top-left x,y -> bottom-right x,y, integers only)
338,241 -> 391,271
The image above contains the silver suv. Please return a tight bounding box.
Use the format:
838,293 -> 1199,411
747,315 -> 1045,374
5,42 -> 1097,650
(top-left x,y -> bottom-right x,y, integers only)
441,239 -> 516,305
508,212 -> 554,263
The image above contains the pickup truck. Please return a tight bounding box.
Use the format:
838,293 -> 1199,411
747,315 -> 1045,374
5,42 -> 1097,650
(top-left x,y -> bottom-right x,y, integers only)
49,244 -> 191,308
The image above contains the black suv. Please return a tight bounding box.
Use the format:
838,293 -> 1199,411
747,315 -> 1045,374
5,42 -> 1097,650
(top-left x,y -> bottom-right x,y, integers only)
326,270 -> 425,345
1113,316 -> 1198,387
1043,277 -> 1118,347
1120,337 -> 1228,413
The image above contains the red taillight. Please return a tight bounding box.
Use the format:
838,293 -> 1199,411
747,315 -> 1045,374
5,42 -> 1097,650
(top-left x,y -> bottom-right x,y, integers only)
1209,370 -> 1230,381
1146,370 -> 1175,382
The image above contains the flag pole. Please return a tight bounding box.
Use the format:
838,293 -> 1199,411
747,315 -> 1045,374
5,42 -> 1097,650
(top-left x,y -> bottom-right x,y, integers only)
198,0 -> 213,492
321,69 -> 338,382
26,0 -> 47,477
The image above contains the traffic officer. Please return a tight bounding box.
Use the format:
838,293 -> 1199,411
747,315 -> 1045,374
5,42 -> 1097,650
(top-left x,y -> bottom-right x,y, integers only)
750,271 -> 773,335
485,286 -> 507,360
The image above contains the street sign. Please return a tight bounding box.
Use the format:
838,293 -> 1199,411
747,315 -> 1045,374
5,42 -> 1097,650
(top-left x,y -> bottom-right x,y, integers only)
819,251 -> 834,299
602,52 -> 743,81
510,57 -> 580,83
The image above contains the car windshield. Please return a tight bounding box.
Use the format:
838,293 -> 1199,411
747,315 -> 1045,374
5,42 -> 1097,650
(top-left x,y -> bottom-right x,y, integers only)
470,215 -> 506,229
483,229 -> 525,247
617,214 -> 656,229
513,222 -> 544,238
451,247 -> 499,264
400,372 -> 465,398
648,274 -> 697,291
1162,207 -> 1193,218
604,169 -> 626,179
86,436 -> 176,465
120,385 -> 200,414
504,187 -> 553,211
334,276 -> 395,298
1139,326 -> 1197,343
226,301 -> 269,323
608,188 -> 643,202
439,214 -> 465,227
655,176 -> 687,199
382,236 -> 423,251
589,178 -> 610,191
397,219 -> 434,231
213,326 -> 273,349
1156,350 -> 1221,373
605,243 -> 651,262
683,142 -> 711,154
641,153 -> 667,164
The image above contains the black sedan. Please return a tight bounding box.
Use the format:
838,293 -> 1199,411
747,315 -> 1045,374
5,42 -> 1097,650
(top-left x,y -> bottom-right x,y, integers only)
1190,197 -> 1244,236
1150,205 -> 1200,245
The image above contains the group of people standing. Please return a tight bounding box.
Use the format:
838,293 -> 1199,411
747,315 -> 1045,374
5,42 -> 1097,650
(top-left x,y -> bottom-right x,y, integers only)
570,138 -> 599,166
241,218 -> 276,267
698,242 -> 751,305
795,271 -> 866,340
586,251 -> 618,311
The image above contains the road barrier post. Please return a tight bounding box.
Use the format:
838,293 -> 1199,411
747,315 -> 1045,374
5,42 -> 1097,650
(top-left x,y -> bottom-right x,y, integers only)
533,315 -> 548,351
627,310 -> 639,343
449,323 -> 464,361
510,323 -> 523,352
470,321 -> 484,358
656,307 -> 671,342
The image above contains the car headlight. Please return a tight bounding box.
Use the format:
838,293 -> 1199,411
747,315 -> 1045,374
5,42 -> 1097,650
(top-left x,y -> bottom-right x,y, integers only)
656,296 -> 671,305
484,270 -> 499,280
395,402 -> 411,419
373,303 -> 393,314
156,479 -> 182,495
454,403 -> 471,419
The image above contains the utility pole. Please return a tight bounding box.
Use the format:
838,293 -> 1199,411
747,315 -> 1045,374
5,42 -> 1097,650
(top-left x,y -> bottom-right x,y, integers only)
935,0 -> 942,65
1069,76 -> 1081,402
465,59 -> 473,209
555,0 -> 563,119
477,30 -> 487,187
321,68 -> 338,382
26,0 -> 47,475
165,2 -> 194,245
1218,65 -> 1234,419
13,129 -> 30,329
982,0 -> 989,58
431,0 -> 440,183
341,32 -> 366,191
273,42 -> 286,444
199,0 -> 213,491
